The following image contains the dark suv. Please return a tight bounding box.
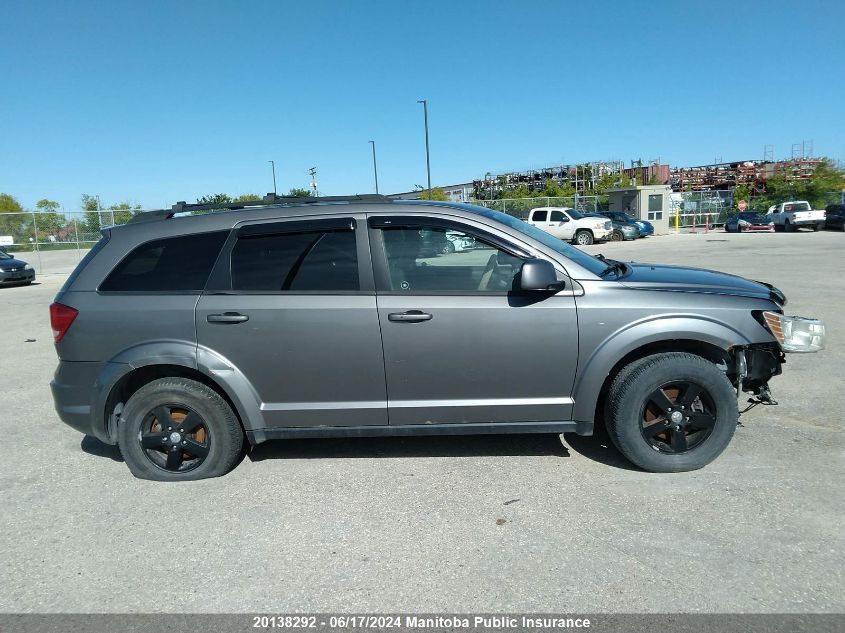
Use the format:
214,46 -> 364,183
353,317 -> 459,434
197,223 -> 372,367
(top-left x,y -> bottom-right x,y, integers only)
50,195 -> 826,480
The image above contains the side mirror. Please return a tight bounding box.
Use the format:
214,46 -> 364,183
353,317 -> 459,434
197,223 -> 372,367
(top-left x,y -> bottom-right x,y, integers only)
519,259 -> 560,291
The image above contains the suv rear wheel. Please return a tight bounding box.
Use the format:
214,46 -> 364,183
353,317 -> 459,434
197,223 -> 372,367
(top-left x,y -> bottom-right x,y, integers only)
117,377 -> 243,481
606,353 -> 737,472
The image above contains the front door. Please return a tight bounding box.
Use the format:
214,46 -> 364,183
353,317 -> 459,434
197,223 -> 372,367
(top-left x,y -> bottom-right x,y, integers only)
196,215 -> 387,428
368,216 -> 579,426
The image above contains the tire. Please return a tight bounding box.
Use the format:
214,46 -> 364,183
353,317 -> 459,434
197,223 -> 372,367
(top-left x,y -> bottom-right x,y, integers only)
812,223 -> 820,232
774,224 -> 784,232
605,352 -> 738,473
118,377 -> 244,481
610,230 -> 623,242
574,230 -> 594,246
785,220 -> 794,232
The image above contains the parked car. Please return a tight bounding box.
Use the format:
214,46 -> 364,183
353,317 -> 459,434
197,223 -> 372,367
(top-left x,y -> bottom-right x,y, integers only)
50,195 -> 825,481
768,201 -> 826,232
526,207 -> 613,245
0,249 -> 35,286
824,204 -> 845,231
724,212 -> 774,233
598,211 -> 654,237
584,213 -> 640,241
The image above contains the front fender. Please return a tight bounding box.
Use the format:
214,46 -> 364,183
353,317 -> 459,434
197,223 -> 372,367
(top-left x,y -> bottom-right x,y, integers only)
571,314 -> 754,422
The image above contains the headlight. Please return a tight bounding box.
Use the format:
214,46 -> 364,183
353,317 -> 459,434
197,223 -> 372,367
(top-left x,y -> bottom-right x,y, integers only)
762,311 -> 826,353
24,264 -> 32,270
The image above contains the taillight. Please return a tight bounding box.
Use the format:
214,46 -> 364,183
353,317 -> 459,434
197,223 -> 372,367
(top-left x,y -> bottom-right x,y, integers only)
50,302 -> 78,342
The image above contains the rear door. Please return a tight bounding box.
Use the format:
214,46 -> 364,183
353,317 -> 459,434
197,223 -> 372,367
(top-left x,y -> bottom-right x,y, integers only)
195,214 -> 387,428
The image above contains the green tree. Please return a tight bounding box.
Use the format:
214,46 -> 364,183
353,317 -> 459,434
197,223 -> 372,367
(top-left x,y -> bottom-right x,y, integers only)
80,194 -> 102,237
35,199 -> 60,213
0,193 -> 26,244
426,187 -> 449,201
0,193 -> 24,212
286,188 -> 312,198
593,171 -> 626,195
196,193 -> 232,205
755,159 -> 845,210
233,193 -> 262,203
108,202 -> 142,225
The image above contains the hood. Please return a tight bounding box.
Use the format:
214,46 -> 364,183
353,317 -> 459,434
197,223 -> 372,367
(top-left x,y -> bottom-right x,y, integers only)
0,257 -> 28,269
620,262 -> 785,304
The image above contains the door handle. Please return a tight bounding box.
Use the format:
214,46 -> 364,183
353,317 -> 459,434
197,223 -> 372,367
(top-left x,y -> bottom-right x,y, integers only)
388,310 -> 433,323
207,312 -> 249,324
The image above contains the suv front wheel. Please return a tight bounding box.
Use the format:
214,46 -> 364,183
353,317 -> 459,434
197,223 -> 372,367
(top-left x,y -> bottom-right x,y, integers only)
117,377 -> 244,481
606,352 -> 738,472
574,230 -> 594,246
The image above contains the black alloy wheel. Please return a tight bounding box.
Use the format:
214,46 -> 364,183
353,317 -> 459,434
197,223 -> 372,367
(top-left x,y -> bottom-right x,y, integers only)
139,404 -> 211,473
639,380 -> 716,453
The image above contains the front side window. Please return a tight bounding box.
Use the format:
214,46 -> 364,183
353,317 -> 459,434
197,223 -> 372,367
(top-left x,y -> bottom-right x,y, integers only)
379,227 -> 524,293
230,229 -> 358,291
465,206 -> 609,276
100,231 -> 228,292
550,210 -> 565,222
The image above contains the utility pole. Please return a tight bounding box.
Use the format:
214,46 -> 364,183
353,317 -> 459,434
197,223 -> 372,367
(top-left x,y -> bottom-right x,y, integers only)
417,99 -> 432,199
368,141 -> 379,194
308,167 -> 318,196
268,160 -> 277,195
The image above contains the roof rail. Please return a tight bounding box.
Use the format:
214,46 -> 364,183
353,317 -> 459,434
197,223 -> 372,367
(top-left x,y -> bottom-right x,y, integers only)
128,193 -> 393,224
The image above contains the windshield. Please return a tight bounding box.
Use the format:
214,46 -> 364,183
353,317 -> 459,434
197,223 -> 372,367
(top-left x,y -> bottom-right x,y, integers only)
467,206 -> 608,276
0,250 -> 11,260
567,208 -> 584,220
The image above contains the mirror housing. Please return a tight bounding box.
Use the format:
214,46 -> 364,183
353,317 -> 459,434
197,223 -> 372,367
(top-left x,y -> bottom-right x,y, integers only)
519,259 -> 560,291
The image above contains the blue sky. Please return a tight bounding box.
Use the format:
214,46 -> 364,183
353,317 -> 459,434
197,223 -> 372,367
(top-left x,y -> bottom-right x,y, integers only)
2,0 -> 843,211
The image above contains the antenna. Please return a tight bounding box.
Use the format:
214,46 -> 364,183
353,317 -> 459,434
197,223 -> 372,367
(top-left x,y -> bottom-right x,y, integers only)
308,167 -> 318,196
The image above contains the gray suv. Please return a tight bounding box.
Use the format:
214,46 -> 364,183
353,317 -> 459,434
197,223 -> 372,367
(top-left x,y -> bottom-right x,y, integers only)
49,195 -> 826,480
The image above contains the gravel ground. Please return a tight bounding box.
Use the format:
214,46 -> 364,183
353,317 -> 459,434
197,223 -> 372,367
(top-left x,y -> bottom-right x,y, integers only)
0,230 -> 842,614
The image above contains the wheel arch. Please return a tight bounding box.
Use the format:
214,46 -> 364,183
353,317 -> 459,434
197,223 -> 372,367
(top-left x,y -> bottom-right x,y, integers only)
571,318 -> 748,423
93,343 -> 264,444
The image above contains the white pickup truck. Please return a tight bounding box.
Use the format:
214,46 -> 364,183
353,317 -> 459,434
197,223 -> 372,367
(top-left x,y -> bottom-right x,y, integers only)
526,207 -> 613,245
767,201 -> 826,232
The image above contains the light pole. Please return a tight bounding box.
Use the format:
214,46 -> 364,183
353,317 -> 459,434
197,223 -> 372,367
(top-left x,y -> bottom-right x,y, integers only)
369,141 -> 379,194
268,160 -> 277,195
485,172 -> 493,202
417,99 -> 431,199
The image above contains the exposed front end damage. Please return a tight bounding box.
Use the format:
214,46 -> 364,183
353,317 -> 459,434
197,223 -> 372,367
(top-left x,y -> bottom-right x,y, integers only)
731,344 -> 784,411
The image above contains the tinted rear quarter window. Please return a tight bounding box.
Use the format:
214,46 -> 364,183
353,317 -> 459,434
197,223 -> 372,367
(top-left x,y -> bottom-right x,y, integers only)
99,231 -> 228,292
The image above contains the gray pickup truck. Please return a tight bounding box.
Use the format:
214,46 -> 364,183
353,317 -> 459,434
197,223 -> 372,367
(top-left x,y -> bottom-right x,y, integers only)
49,195 -> 826,480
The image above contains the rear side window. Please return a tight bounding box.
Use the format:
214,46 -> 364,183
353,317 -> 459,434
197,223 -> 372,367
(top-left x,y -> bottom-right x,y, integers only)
100,231 -> 228,292
532,210 -> 547,222
230,229 -> 358,292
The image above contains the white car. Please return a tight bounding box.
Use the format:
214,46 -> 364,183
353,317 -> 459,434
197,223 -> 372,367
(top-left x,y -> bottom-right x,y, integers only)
526,207 -> 613,245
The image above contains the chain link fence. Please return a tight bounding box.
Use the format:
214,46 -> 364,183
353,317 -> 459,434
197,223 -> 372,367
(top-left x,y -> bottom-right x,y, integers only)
470,196 -> 607,219
0,210 -> 145,275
